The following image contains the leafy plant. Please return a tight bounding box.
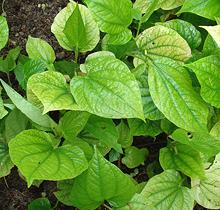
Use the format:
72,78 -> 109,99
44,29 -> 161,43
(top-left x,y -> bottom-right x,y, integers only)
1,0 -> 220,209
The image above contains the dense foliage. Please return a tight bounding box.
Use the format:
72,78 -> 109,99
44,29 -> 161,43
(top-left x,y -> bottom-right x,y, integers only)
1,0 -> 220,209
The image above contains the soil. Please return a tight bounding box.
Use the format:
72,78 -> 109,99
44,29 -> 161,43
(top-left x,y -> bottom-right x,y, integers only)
0,0 -> 208,209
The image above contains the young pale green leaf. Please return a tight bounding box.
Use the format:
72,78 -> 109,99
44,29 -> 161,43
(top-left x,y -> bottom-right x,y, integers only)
5,109 -> 29,141
84,115 -> 121,151
148,58 -> 208,132
171,129 -> 220,157
51,1 -> 99,52
186,54 -> 220,108
59,111 -> 90,141
54,180 -> 74,206
178,0 -> 220,21
0,87 -> 8,119
70,147 -> 136,210
28,198 -> 51,210
9,129 -> 88,187
134,0 -> 155,14
159,0 -> 184,10
117,120 -> 132,148
156,19 -> 202,49
63,4 -> 86,51
122,146 -> 148,168
128,118 -> 161,137
159,143 -> 205,179
70,52 -> 144,120
0,79 -> 55,129
0,142 -> 14,178
134,0 -> 183,16
140,170 -> 194,210
210,121 -> 220,139
200,25 -> 220,47
136,25 -> 191,62
104,29 -> 132,45
85,0 -> 133,34
26,36 -> 55,67
27,71 -> 78,114
0,16 -> 9,51
192,154 -> 220,209
133,64 -> 164,120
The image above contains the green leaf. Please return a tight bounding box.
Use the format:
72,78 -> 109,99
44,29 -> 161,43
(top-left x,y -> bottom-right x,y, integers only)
122,146 -> 148,168
201,25 -> 220,47
0,141 -> 14,178
128,118 -> 161,137
192,153 -> 220,209
156,19 -> 202,49
117,120 -> 132,148
63,4 -> 86,51
54,180 -> 74,206
203,34 -> 219,53
59,111 -> 90,141
84,115 -> 121,151
28,198 -> 51,210
210,121 -> 220,139
178,0 -> 220,21
27,71 -> 78,113
159,143 -> 205,179
9,129 -> 88,187
148,58 -> 208,132
104,29 -> 132,45
159,0 -> 184,10
26,36 -> 55,67
54,60 -> 78,78
0,87 -> 8,119
15,59 -> 46,89
70,52 -> 144,120
51,1 -> 100,52
136,25 -> 191,62
171,129 -> 220,157
115,193 -> 155,210
85,0 -> 133,34
0,47 -> 21,72
5,109 -> 29,141
0,79 -> 55,129
70,147 -> 136,210
186,54 -> 220,108
133,64 -> 164,120
0,16 -> 9,51
140,170 -> 194,210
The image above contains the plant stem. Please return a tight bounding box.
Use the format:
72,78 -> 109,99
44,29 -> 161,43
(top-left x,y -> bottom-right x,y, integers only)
6,73 -> 12,86
74,48 -> 79,64
1,0 -> 6,16
4,177 -> 9,188
136,18 -> 142,38
103,204 -> 112,210
52,200 -> 59,210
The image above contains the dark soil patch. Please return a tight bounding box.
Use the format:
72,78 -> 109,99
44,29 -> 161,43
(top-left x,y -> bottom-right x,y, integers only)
1,0 -> 74,60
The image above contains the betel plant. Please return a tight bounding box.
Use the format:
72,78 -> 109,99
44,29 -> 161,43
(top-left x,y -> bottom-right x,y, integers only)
1,0 -> 220,209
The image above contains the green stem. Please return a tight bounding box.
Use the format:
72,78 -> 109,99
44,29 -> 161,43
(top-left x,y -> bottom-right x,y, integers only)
6,73 -> 12,86
136,17 -> 142,38
52,200 -> 59,210
1,0 -> 6,16
103,204 -> 112,210
74,48 -> 79,64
